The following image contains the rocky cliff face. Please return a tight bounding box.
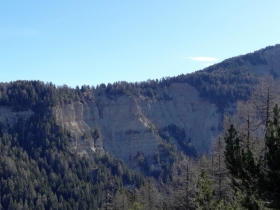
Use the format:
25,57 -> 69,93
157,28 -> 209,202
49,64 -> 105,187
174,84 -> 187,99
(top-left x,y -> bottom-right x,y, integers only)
52,83 -> 221,168
52,44 -> 280,169
0,45 -> 280,171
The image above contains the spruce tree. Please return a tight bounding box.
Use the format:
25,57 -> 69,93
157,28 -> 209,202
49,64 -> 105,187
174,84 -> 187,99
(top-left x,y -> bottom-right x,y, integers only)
224,104 -> 280,209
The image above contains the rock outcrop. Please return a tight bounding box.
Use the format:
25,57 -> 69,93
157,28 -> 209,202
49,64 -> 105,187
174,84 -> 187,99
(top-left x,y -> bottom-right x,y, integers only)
52,83 -> 221,168
52,44 -> 280,169
1,45 -> 279,173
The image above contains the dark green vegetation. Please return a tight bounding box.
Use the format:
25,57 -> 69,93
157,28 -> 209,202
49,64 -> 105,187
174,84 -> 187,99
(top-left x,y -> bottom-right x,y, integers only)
97,66 -> 258,111
0,81 -> 143,209
95,46 -> 276,111
225,105 -> 280,209
0,80 -> 93,111
1,44 -> 280,209
158,124 -> 197,157
198,74 -> 280,209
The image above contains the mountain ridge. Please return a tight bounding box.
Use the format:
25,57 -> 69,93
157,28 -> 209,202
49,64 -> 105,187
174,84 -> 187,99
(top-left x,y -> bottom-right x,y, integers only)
1,44 -> 280,172
0,44 -> 280,209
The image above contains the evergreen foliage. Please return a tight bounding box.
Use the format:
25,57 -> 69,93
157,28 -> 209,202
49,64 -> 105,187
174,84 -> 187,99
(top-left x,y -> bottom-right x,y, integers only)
159,124 -> 197,157
94,65 -> 258,111
224,105 -> 280,209
0,80 -> 93,111
196,170 -> 218,210
91,46 -> 276,112
0,81 -> 143,209
0,45 -> 278,209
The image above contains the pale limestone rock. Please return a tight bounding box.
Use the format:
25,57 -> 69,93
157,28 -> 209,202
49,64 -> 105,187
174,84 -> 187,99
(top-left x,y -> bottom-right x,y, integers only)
52,83 -> 221,168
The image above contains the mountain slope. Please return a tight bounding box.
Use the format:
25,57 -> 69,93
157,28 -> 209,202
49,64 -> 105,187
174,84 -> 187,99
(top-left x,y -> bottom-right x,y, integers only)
0,81 -> 143,209
0,44 -> 280,209
52,44 -> 280,170
1,44 -> 280,173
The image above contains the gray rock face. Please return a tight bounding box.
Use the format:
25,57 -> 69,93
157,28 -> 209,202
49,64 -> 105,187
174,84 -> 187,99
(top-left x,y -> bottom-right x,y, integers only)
52,83 -> 221,168
0,45 -> 279,172
52,45 -> 280,169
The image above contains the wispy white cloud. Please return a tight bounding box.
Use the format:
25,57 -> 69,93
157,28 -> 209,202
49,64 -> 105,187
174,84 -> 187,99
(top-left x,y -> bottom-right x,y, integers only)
187,56 -> 218,62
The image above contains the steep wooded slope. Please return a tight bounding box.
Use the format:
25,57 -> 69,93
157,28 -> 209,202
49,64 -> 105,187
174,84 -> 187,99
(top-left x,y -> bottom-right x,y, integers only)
0,45 -> 279,173
52,44 -> 280,170
0,44 -> 280,209
0,81 -> 143,209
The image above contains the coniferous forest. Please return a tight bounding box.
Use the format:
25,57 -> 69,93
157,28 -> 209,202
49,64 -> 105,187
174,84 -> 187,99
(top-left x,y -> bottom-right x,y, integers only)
1,45 -> 280,209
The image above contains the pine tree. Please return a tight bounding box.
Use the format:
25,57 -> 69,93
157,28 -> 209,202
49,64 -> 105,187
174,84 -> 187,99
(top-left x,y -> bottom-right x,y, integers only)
224,104 -> 280,209
262,104 -> 280,208
195,170 -> 218,210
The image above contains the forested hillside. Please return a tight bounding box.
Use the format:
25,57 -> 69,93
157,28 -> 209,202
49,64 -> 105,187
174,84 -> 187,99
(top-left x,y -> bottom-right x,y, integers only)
0,81 -> 143,209
1,44 -> 280,209
95,45 -> 279,111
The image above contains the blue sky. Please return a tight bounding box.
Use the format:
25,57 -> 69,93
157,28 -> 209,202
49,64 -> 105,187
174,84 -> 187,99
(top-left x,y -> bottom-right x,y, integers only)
1,1 -> 279,88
